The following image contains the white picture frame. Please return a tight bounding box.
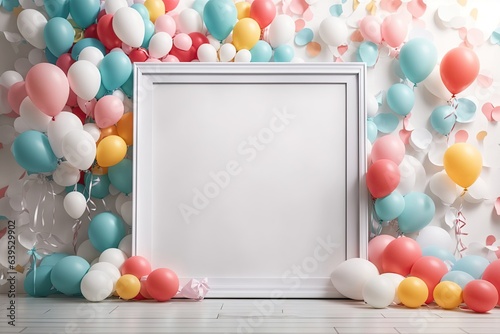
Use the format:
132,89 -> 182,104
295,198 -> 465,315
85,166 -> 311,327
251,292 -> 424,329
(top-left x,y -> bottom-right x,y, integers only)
133,63 -> 368,298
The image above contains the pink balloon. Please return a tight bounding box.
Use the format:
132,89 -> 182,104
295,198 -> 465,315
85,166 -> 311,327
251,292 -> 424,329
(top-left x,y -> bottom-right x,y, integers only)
381,15 -> 407,48
155,14 -> 176,36
366,159 -> 400,198
25,63 -> 69,117
163,55 -> 179,62
93,95 -> 124,128
173,33 -> 192,51
359,16 -> 382,44
371,135 -> 405,165
77,97 -> 97,118
7,81 -> 27,115
368,234 -> 395,273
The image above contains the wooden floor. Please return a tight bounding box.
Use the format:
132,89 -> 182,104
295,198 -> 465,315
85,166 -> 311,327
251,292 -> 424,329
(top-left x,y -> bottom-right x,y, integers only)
1,296 -> 500,334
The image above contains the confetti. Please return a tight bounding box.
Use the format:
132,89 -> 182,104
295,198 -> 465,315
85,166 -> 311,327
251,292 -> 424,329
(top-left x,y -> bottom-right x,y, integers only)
476,131 -> 487,141
290,0 -> 308,15
357,41 -> 378,67
329,4 -> 343,17
373,113 -> 399,133
455,129 -> 469,143
305,41 -> 321,57
350,29 -> 364,42
410,128 -> 432,151
295,28 -> 314,46
407,0 -> 427,18
399,128 -> 412,145
455,98 -> 476,123
380,0 -> 402,12
482,102 -> 495,121
477,73 -> 493,88
295,19 -> 306,32
490,28 -> 500,44
496,198 -> 500,215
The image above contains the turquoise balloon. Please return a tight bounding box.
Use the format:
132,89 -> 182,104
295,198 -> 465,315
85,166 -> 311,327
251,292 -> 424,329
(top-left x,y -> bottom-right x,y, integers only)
100,51 -> 133,91
39,253 -> 70,267
273,45 -> 294,62
397,192 -> 435,234
441,270 -> 475,289
250,40 -> 272,62
108,158 -> 133,194
451,255 -> 490,279
374,191 -> 405,221
50,256 -> 89,295
88,212 -> 126,252
422,246 -> 456,266
69,0 -> 100,29
1,0 -> 19,12
430,105 -> 456,135
386,83 -> 415,116
24,265 -> 54,297
203,0 -> 237,41
95,81 -> 109,99
121,73 -> 133,98
11,131 -> 58,173
84,173 -> 111,199
367,120 -> 377,143
44,17 -> 75,57
44,0 -> 70,19
45,48 -> 58,64
71,38 -> 106,61
131,3 -> 150,21
142,19 -> 155,49
399,38 -> 437,84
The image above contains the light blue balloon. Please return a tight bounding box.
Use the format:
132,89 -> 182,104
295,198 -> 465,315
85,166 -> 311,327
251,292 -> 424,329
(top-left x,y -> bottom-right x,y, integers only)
131,3 -> 149,21
142,19 -> 155,49
357,41 -> 378,67
373,113 -> 398,134
455,98 -> 476,123
85,173 -> 111,199
441,270 -> 475,289
250,40 -> 272,62
50,256 -> 89,295
71,38 -> 106,61
422,246 -> 456,266
398,192 -> 435,234
45,48 -> 58,64
295,28 -> 313,46
100,51 -> 133,91
44,0 -> 70,19
193,0 -> 209,16
108,158 -> 133,195
374,191 -> 405,221
44,17 -> 75,58
386,83 -> 415,116
203,0 -> 237,41
430,105 -> 456,135
11,131 -> 58,173
69,0 -> 100,29
40,253 -> 70,267
367,120 -> 377,143
399,38 -> 437,84
88,212 -> 126,252
24,265 -> 54,297
451,255 -> 490,279
273,45 -> 294,62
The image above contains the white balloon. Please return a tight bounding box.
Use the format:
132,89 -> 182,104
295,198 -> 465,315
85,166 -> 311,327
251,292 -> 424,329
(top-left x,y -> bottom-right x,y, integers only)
48,111 -> 84,158
219,43 -> 236,62
178,8 -> 203,33
331,258 -> 379,300
118,234 -> 132,257
0,70 -> 23,89
112,89 -> 126,101
105,0 -> 128,14
52,161 -> 81,186
416,225 -> 454,253
319,16 -> 348,47
367,95 -> 379,118
207,35 -> 221,50
396,156 -> 416,195
83,123 -> 101,142
64,191 -> 87,219
380,273 -> 405,304
268,15 -> 295,48
13,117 -> 30,133
77,239 -> 102,263
120,200 -> 133,226
148,32 -> 173,59
113,7 -> 145,48
19,97 -> 51,132
78,47 -> 104,67
62,129 -> 97,170
17,9 -> 47,49
115,192 -> 131,213
235,49 -> 252,63
464,177 -> 488,203
423,66 -> 450,100
363,275 -> 396,308
81,270 -> 114,302
99,248 -> 128,270
429,170 -> 460,205
197,43 -> 218,62
68,60 -> 101,101
89,261 -> 121,292
28,48 -> 46,65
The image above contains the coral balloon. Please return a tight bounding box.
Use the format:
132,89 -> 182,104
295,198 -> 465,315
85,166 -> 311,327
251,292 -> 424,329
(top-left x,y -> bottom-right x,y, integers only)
371,135 -> 405,165
366,159 -> 400,198
249,0 -> 276,29
121,256 -> 152,279
96,135 -> 127,167
232,18 -> 260,51
463,280 -> 498,313
162,0 -> 179,12
482,259 -> 500,305
382,237 -> 422,276
440,47 -> 480,96
443,143 -> 482,189
397,277 -> 428,308
116,274 -> 141,300
146,268 -> 180,301
410,256 -> 449,304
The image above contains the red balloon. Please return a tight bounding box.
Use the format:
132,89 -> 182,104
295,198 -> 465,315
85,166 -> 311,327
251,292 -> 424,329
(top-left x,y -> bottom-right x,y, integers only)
162,0 -> 179,12
97,14 -> 122,50
146,268 -> 179,302
250,0 -> 276,29
440,47 -> 480,96
84,24 -> 99,39
382,237 -> 422,276
66,89 -> 78,108
169,45 -> 197,62
463,280 -> 498,313
189,32 -> 209,51
56,53 -> 75,75
368,234 -> 395,273
481,259 -> 500,305
121,256 -> 152,279
7,81 -> 27,115
72,106 -> 86,124
366,159 -> 400,198
410,256 -> 449,304
129,48 -> 149,63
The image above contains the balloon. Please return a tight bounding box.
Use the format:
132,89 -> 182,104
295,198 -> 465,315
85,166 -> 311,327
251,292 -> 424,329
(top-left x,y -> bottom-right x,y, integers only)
69,0 -> 100,29
440,47 -> 480,95
366,159 -> 400,198
319,16 -> 348,47
113,7 -> 145,48
56,53 -> 75,75
368,234 -> 395,272
423,66 -> 450,100
429,171 -> 460,205
235,49 -> 252,62
19,97 -> 52,132
386,83 -> 414,116
131,3 -> 150,21
381,14 -> 407,48
382,237 -> 422,276
371,135 -> 405,165
268,14 -> 295,48
0,70 -> 23,89
63,191 -> 86,219
121,256 -> 151,279
77,239 -> 101,264
452,255 -> 490,279
117,112 -> 133,145
218,43 -> 236,62
380,273 -> 405,304
250,0 -> 276,29
149,32 -> 173,59
463,280 -> 498,313
96,135 -> 127,167
443,143 -> 482,189
71,38 -> 106,61
399,38 -> 437,84
203,0 -> 237,41
88,212 -> 126,252
99,248 -> 128,270
108,158 -> 133,194
98,125 -> 118,143
39,252 -> 69,267
236,1 -> 250,19
232,18 -> 260,51
250,40 -> 272,62
274,44 -> 294,62
155,14 -> 176,36
146,268 -> 180,301
89,261 -> 121,289
24,265 -> 54,297
398,277 -> 428,308
144,0 -> 165,23
67,60 -> 101,101
7,81 -> 27,115
50,255 -> 90,295
330,258 -> 379,300
80,270 -> 113,301
423,246 -> 456,267
44,0 -> 70,19
362,275 -> 395,308
482,260 -> 500,305
61,129 -> 96,170
398,192 -> 435,234
162,0 -> 179,12
17,9 -> 47,49
94,95 -> 124,129
11,130 -> 58,173
410,256 -> 449,304
189,32 -> 209,50
441,270 -> 474,289
25,63 -> 69,117
416,226 -> 454,253
85,173 -> 111,199
118,234 -> 132,257
374,191 -> 405,221
97,14 -> 122,50
178,8 -> 203,33
116,274 -> 141,300
104,0 -> 128,15
52,161 -> 81,186
99,51 -> 133,91
47,111 -> 84,155
359,16 -> 382,44
196,43 -> 216,62
44,17 -> 75,58
173,33 -> 192,51
433,281 -> 462,310
430,105 -> 456,136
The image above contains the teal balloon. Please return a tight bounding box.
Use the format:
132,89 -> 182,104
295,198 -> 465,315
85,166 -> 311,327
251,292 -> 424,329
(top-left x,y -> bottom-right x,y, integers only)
131,3 -> 150,21
142,19 -> 155,49
356,41 -> 378,67
44,17 -> 75,57
430,105 -> 456,135
71,38 -> 106,61
45,48 -> 58,64
273,45 -> 294,62
100,51 -> 133,91
50,256 -> 89,295
24,266 -> 54,297
65,183 -> 85,194
44,0 -> 70,19
374,191 -> 405,221
386,83 -> 414,116
88,212 -> 126,252
451,255 -> 490,279
121,73 -> 133,98
39,253 -> 70,267
1,0 -> 19,12
399,38 -> 437,84
397,192 -> 435,234
203,0 -> 237,41
95,81 -> 109,99
69,0 -> 100,29
441,270 -> 474,289
108,158 -> 133,194
422,246 -> 456,266
11,131 -> 58,173
84,173 -> 111,199
367,120 -> 377,143
250,40 -> 272,62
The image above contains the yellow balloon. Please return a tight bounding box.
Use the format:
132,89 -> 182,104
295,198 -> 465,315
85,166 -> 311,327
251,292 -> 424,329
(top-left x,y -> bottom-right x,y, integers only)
397,277 -> 428,308
443,143 -> 482,189
144,0 -> 165,23
116,274 -> 141,300
96,135 -> 127,167
117,112 -> 133,146
235,2 -> 251,19
232,18 -> 261,51
433,281 -> 463,310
